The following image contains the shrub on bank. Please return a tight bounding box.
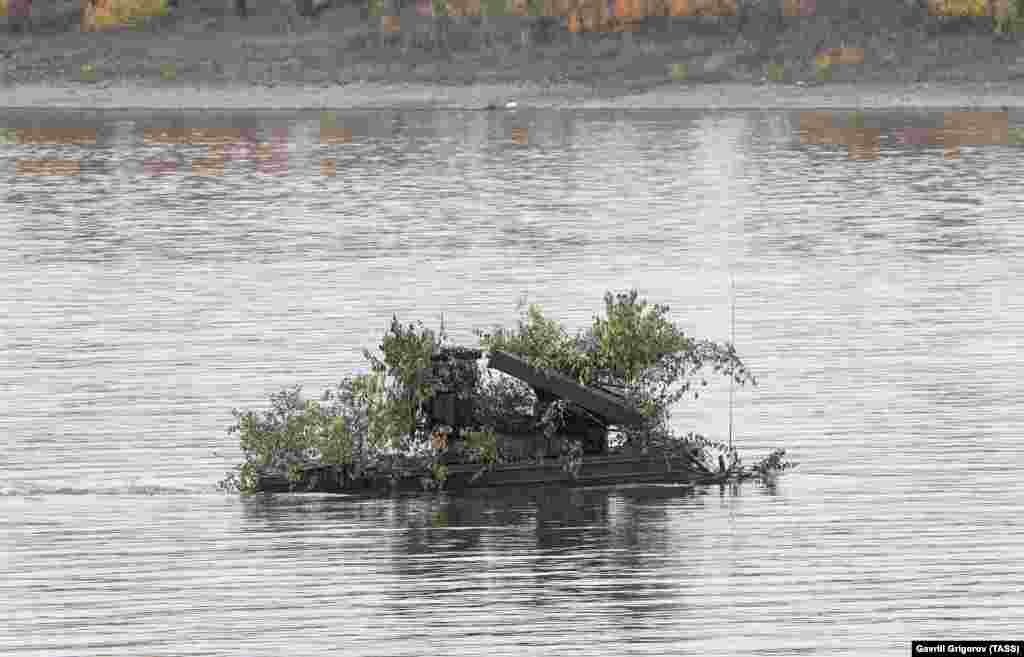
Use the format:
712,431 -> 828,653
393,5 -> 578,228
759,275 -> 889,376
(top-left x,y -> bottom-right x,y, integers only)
995,0 -> 1024,32
81,0 -> 169,31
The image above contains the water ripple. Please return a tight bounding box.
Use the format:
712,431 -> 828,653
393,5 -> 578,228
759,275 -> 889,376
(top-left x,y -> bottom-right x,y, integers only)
1,108 -> 1022,657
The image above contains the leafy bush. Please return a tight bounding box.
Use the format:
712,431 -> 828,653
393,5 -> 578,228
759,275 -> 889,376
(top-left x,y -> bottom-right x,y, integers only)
477,289 -> 755,439
995,0 -> 1024,32
233,387 -> 322,467
361,315 -> 445,451
589,290 -> 691,385
221,315 -> 448,493
219,384 -> 359,493
369,316 -> 437,391
670,63 -> 689,81
477,303 -> 590,381
463,427 -> 498,464
476,290 -> 692,388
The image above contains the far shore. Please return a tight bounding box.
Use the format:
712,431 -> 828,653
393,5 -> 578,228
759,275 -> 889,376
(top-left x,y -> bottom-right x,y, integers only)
4,80 -> 1024,111
5,0 -> 1024,113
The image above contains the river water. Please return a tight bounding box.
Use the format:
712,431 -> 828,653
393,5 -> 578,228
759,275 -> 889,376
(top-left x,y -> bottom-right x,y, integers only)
2,107 -> 1022,656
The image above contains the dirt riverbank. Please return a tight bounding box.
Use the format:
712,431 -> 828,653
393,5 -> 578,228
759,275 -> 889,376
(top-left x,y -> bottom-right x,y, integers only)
5,80 -> 1024,111
2,0 -> 1024,109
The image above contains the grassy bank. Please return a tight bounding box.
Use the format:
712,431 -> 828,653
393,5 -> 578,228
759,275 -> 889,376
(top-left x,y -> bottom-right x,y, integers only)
2,0 -> 1024,94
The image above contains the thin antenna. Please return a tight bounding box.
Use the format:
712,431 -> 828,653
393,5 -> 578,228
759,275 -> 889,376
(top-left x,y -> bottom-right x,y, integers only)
729,276 -> 735,451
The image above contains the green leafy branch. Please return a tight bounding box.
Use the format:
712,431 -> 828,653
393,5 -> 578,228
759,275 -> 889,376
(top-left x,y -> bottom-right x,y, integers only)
221,315 -> 449,493
476,289 -> 756,439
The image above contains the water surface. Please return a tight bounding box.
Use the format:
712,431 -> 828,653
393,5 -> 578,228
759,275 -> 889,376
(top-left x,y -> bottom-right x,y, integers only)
2,107 -> 1022,656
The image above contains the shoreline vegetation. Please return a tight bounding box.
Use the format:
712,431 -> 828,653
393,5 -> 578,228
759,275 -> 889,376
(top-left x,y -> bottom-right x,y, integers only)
217,290 -> 797,496
3,0 -> 1024,108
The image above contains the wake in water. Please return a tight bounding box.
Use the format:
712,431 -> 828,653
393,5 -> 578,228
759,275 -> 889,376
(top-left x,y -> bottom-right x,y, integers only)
1,478 -> 211,497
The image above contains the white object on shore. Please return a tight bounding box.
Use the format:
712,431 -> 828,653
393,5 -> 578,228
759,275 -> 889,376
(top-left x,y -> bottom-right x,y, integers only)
483,100 -> 519,110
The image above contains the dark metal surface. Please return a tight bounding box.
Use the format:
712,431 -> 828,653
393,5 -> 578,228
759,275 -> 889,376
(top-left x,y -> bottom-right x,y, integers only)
487,350 -> 646,426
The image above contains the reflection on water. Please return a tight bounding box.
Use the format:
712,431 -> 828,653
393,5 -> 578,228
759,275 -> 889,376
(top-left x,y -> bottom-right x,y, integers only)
3,109 -> 1018,266
1,108 -> 1023,657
